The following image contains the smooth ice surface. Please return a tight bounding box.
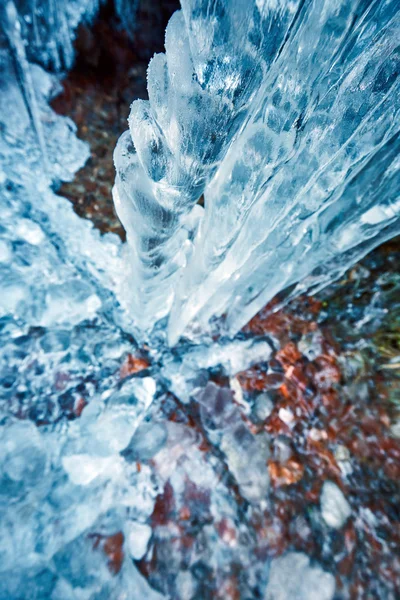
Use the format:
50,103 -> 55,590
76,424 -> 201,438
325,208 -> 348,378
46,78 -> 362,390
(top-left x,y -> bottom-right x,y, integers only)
114,0 -> 400,344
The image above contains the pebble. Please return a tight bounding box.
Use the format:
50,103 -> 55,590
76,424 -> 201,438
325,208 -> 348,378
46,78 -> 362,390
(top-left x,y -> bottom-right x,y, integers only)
320,481 -> 351,529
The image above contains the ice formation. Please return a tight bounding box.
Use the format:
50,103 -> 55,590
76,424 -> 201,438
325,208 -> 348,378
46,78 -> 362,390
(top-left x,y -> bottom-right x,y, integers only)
1,0 -> 140,73
114,0 -> 400,345
1,0 -> 400,598
1,0 -> 102,72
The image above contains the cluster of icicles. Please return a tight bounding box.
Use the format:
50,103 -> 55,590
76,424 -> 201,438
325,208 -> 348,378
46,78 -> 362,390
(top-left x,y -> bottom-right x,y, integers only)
1,0 -> 399,346
114,0 -> 400,345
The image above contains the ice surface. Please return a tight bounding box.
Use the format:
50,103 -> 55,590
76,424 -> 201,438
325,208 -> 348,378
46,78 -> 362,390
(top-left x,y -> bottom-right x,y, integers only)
0,0 -> 102,72
0,18 -> 163,595
114,0 -> 400,344
1,1 -> 140,74
0,22 -> 282,595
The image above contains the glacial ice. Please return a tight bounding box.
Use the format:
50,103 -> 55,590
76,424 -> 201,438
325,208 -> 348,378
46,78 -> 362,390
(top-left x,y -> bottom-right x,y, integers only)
114,0 -> 400,345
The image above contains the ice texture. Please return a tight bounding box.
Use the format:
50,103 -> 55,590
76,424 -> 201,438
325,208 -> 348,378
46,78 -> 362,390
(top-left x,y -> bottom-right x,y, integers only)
0,0 -> 102,72
0,17 -> 164,596
0,27 -> 280,594
1,0 -> 400,597
1,0 -> 140,73
114,0 -> 400,345
265,552 -> 336,600
320,481 -> 352,529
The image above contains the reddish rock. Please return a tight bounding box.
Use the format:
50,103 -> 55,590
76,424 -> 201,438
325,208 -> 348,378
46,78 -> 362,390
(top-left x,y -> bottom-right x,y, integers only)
120,353 -> 150,378
268,458 -> 304,487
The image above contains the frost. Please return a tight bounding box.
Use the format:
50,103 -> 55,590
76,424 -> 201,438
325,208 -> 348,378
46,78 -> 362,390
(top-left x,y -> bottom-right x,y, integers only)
114,0 -> 400,344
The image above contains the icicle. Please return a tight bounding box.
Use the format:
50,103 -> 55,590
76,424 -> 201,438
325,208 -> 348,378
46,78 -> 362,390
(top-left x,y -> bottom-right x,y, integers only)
0,0 -> 49,172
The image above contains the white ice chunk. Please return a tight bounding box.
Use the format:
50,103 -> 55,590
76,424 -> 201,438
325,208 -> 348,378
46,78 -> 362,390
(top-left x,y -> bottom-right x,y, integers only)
320,481 -> 352,529
265,552 -> 336,600
127,522 -> 152,560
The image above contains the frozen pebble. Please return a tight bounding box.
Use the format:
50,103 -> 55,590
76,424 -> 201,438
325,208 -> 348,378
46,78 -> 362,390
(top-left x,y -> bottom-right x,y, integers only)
320,481 -> 351,529
127,522 -> 152,560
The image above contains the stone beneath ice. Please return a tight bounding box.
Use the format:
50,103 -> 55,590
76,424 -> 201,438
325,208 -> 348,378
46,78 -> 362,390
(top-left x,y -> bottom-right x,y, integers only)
127,421 -> 168,460
254,392 -> 274,421
320,481 -> 352,529
265,552 -> 335,600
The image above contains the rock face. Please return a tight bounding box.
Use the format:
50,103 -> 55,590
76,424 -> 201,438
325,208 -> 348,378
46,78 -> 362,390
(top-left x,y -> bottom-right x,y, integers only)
265,552 -> 336,600
320,481 -> 352,530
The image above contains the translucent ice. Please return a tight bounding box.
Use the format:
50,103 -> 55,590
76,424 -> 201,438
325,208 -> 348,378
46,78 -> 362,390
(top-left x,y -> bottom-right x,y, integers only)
0,21 -> 162,597
114,0 -> 400,344
1,1 -> 400,598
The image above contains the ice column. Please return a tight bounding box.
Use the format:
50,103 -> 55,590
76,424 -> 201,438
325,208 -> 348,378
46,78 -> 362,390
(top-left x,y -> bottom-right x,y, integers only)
169,0 -> 400,341
0,0 -> 49,169
113,0 -> 303,328
114,0 -> 400,344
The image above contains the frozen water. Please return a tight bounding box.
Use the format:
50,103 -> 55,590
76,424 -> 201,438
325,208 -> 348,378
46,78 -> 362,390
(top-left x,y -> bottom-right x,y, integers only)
1,0 -> 400,598
0,10 -> 163,596
0,0 -> 102,73
0,15 -> 279,595
320,481 -> 352,530
126,521 -> 152,560
114,0 -> 400,344
1,1 -> 141,74
265,552 -> 336,600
